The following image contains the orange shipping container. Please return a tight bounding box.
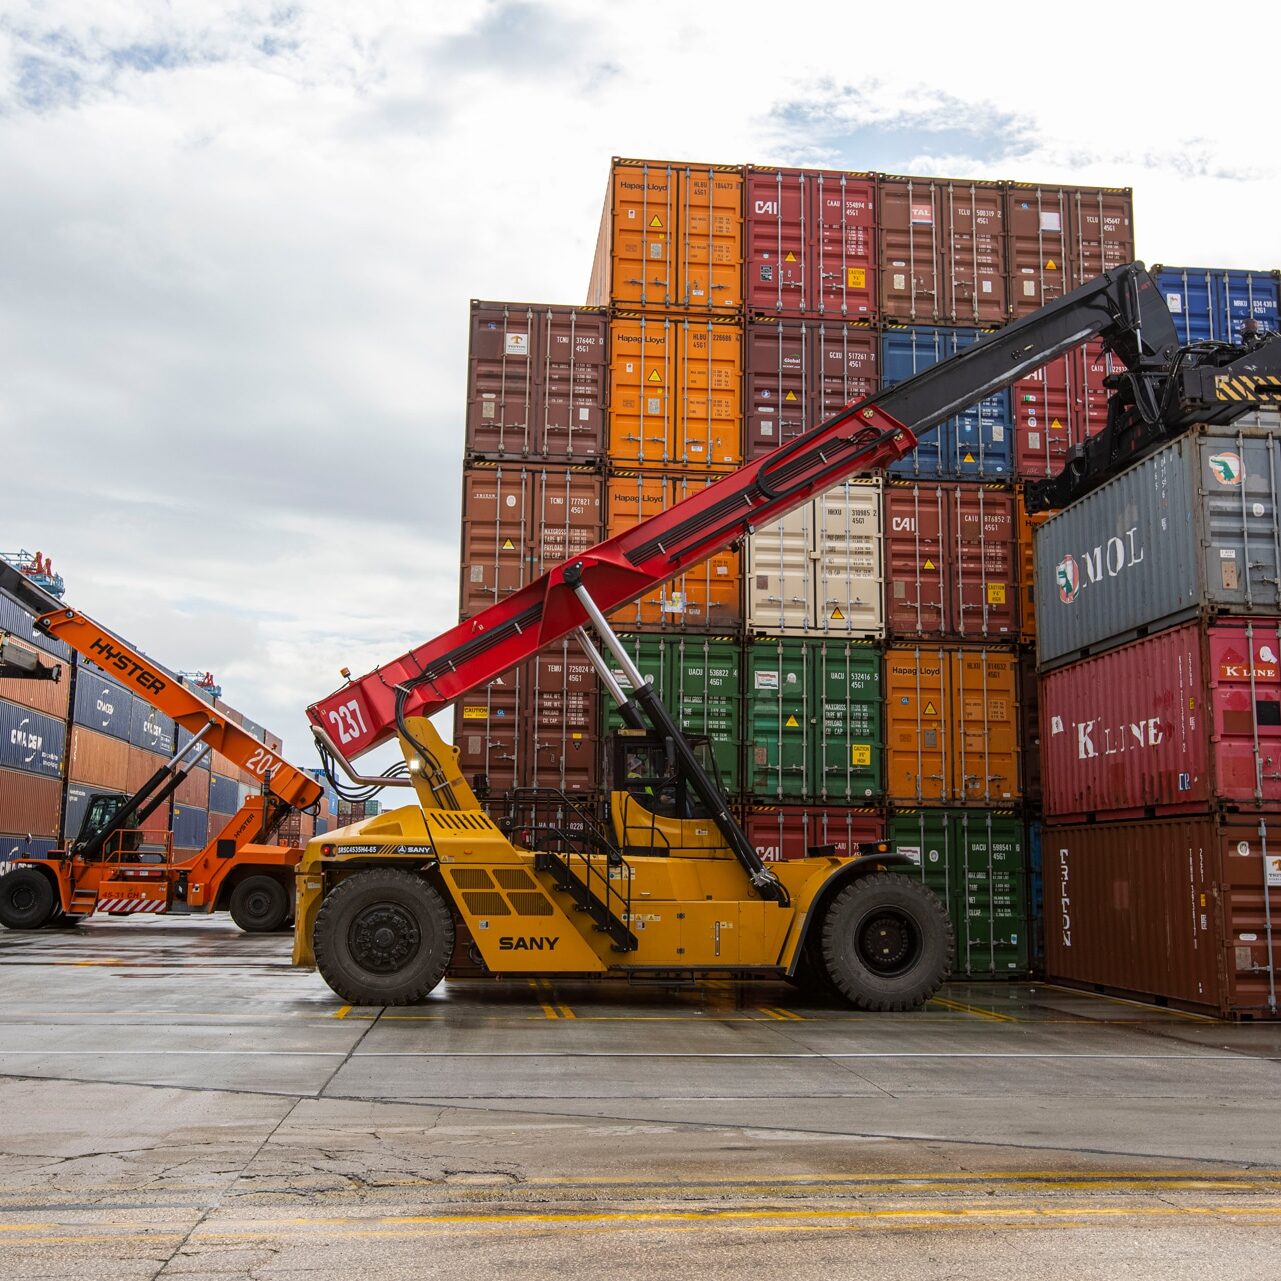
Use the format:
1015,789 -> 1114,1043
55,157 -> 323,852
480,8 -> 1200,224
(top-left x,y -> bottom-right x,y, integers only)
0,648 -> 70,718
588,158 -> 743,314
0,766 -> 62,838
1015,490 -> 1049,646
607,314 -> 742,470
126,749 -> 164,793
884,646 -> 1020,806
67,725 -> 131,792
606,474 -> 741,631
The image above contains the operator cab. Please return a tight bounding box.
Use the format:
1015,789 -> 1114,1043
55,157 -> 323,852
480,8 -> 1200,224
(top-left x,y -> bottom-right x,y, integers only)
72,793 -> 165,861
607,728 -> 722,821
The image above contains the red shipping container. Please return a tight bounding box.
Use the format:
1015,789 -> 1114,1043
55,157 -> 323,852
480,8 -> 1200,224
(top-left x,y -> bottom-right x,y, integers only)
466,301 -> 608,461
744,167 -> 876,319
1012,342 -> 1115,479
879,176 -> 1006,325
744,805 -> 884,863
1043,815 -> 1279,1019
1040,619 -> 1281,821
743,318 -> 878,461
885,483 -> 1018,640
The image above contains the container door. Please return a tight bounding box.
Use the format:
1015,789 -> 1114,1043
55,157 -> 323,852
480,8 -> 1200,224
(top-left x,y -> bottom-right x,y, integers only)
938,181 -> 1006,326
884,328 -> 945,478
953,811 -> 1029,977
810,171 -> 876,319
455,669 -> 523,797
744,168 -> 807,316
608,315 -> 676,468
1068,188 -> 1134,282
812,641 -> 882,802
466,302 -> 536,457
951,487 -> 1017,641
1206,620 -> 1281,806
811,320 -> 879,424
530,467 -> 604,578
744,319 -> 810,460
677,165 -> 742,314
596,159 -> 677,311
459,464 -> 533,617
604,474 -> 669,629
885,482 -> 946,636
666,476 -> 742,631
747,638 -> 810,799
537,306 -> 607,461
524,643 -> 600,795
1219,269 -> 1280,342
603,636 -> 667,738
950,649 -> 1019,805
889,809 -> 955,918
885,647 -> 948,804
1012,352 -> 1074,479
675,319 -> 743,470
745,501 -> 813,636
815,479 -> 884,637
1156,266 -> 1218,344
670,637 -> 742,795
1217,819 -> 1281,1017
1003,184 -> 1071,317
878,178 -> 941,323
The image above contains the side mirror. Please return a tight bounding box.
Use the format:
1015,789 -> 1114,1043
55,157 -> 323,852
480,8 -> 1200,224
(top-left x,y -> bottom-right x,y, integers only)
664,736 -> 677,775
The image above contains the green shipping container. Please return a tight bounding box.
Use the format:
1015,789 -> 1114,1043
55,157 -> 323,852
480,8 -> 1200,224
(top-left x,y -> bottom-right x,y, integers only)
889,809 -> 1029,977
746,638 -> 882,801
603,635 -> 741,792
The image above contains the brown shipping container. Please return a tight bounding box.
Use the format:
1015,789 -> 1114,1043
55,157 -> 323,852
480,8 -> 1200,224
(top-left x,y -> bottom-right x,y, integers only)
878,176 -> 1006,325
67,725 -> 131,792
885,483 -> 1017,640
0,647 -> 70,718
744,318 -> 878,460
1043,815 -> 1280,1019
456,669 -> 523,796
126,749 -> 162,793
459,464 -> 604,617
606,474 -> 741,630
608,313 -> 742,470
175,764 -> 210,808
885,646 -> 1020,806
743,167 -> 876,319
587,159 -> 743,313
1013,341 -> 1115,479
744,805 -> 884,863
0,766 -> 61,838
1004,184 -> 1134,317
466,301 -> 608,461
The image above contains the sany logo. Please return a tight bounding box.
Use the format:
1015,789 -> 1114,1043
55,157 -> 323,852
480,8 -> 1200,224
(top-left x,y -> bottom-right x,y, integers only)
1056,555 -> 1081,603
1208,452 -> 1243,485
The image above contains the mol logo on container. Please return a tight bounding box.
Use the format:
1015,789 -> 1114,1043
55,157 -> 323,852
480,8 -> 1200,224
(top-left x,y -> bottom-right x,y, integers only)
1208,452 -> 1243,486
1053,527 -> 1145,606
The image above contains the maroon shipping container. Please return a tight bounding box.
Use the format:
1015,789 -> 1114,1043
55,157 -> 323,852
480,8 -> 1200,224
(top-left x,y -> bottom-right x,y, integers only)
744,806 -> 885,863
455,668 -> 523,796
1041,619 -> 1281,821
1043,815 -> 1280,1019
1013,341 -> 1115,478
67,725 -> 130,792
744,167 -> 876,319
884,483 -> 1018,640
1004,184 -> 1134,317
878,176 -> 1006,325
459,463 -> 604,617
743,318 -> 878,460
466,301 -> 608,461
0,766 -> 61,839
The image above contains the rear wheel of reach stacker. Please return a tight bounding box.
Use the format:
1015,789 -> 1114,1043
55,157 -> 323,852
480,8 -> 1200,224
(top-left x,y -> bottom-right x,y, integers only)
0,868 -> 57,931
229,875 -> 291,933
819,873 -> 953,1011
313,868 -> 455,1005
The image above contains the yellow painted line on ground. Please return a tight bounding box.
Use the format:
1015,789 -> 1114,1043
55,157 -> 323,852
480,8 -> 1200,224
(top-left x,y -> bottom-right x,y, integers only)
332,1005 -> 352,1020
528,980 -> 559,1020
930,995 -> 1019,1022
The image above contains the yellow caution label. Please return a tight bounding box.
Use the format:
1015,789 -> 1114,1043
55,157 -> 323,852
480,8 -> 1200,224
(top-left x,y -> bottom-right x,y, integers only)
924,701 -> 938,716
462,706 -> 487,720
649,215 -> 663,229
785,251 -> 797,262
851,744 -> 871,767
785,714 -> 800,728
963,452 -> 975,463
847,267 -> 866,289
1046,258 -> 1057,270
784,390 -> 797,401
648,369 -> 662,383
1050,418 -> 1062,430
571,732 -> 582,741
923,559 -> 936,571
831,606 -> 845,620
987,583 -> 1007,605
501,538 -> 515,550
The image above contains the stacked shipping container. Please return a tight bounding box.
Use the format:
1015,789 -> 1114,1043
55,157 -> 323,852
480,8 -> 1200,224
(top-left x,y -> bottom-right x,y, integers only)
0,579 -> 290,864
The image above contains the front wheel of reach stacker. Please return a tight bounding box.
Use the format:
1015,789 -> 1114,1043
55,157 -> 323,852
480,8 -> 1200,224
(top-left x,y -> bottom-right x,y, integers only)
0,868 -> 57,930
313,868 -> 455,1005
229,875 -> 291,933
819,873 -> 953,1011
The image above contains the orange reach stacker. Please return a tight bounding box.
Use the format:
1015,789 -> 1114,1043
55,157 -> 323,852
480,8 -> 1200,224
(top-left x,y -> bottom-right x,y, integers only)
0,568 -> 322,933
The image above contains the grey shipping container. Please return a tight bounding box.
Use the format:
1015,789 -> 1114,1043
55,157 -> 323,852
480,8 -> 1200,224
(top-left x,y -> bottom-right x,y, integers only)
0,697 -> 66,777
128,698 -> 175,755
1035,415 -> 1281,668
73,671 -> 135,741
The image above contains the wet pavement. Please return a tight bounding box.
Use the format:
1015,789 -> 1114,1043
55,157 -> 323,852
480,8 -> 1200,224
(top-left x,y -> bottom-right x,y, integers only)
0,916 -> 1278,1278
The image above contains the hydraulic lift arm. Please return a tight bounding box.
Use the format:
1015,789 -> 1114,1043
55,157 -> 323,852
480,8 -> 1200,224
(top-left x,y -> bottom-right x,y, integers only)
309,262 -> 1179,767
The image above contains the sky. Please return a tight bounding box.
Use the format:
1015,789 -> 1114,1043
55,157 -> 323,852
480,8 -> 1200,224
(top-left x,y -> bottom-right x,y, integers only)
2,0 -> 1279,768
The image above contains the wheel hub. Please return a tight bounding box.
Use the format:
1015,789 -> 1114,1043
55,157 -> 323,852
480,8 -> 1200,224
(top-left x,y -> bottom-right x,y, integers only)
857,910 -> 917,976
349,903 -> 421,974
10,887 -> 34,912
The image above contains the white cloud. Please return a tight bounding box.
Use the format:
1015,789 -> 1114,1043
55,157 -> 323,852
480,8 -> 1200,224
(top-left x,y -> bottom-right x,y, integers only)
2,0 -> 1278,768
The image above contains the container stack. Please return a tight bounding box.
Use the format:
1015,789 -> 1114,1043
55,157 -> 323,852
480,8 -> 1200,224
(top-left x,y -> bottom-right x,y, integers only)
1032,268 -> 1281,1017
0,576 -> 290,862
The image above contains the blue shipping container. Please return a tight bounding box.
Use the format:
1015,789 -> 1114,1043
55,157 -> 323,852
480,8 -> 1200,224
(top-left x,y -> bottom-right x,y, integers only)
172,805 -> 208,850
128,698 -> 175,756
175,724 -> 213,770
1156,265 -> 1280,345
0,834 -> 58,865
0,590 -> 71,661
73,671 -> 134,741
0,698 -> 66,777
882,327 -> 1013,479
209,773 -> 240,815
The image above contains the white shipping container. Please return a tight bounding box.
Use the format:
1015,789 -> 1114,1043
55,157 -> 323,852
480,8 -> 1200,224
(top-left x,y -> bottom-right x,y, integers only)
746,477 -> 884,638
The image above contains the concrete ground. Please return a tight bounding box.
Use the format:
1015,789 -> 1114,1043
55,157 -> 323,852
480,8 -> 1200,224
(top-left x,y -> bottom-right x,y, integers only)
0,917 -> 1278,1279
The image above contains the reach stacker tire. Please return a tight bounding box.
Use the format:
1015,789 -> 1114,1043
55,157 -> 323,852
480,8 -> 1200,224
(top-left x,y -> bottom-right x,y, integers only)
313,868 -> 455,1006
229,875 -> 291,933
0,868 -> 57,931
820,873 -> 953,1011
